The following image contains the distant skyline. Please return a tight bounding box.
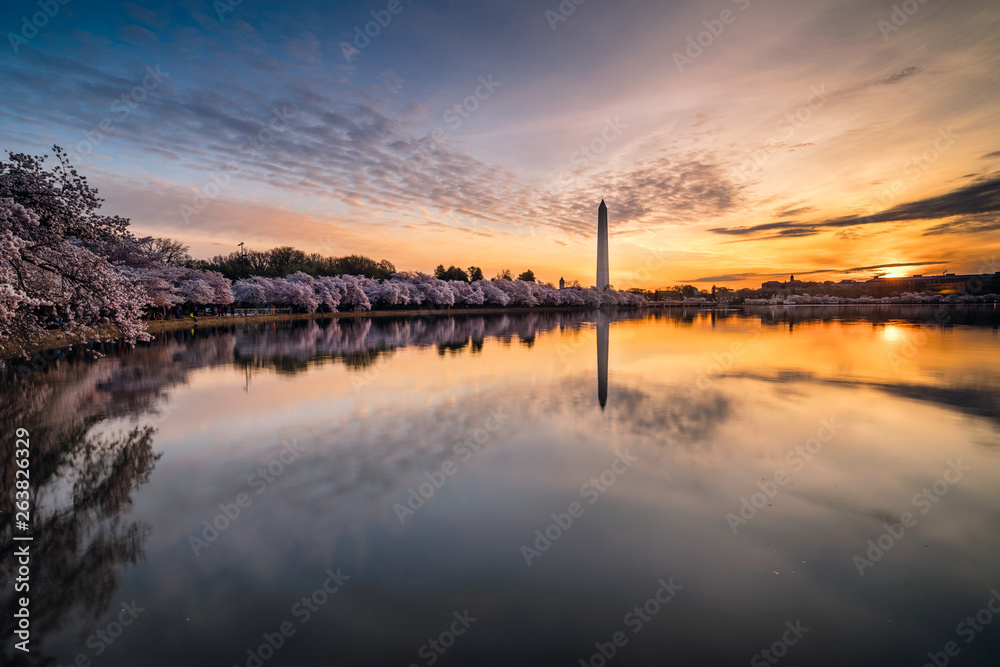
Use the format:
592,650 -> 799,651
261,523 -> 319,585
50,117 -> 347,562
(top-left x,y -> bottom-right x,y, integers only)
2,0 -> 998,288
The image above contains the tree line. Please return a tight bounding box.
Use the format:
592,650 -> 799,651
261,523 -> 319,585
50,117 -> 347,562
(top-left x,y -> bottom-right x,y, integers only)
151,239 -> 543,287
188,246 -> 398,281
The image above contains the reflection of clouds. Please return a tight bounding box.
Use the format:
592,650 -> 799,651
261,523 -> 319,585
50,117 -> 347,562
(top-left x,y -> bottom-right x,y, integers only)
158,343 -> 742,575
282,378 -> 735,519
467,374 -> 737,456
718,369 -> 1000,433
5,310 -> 1000,665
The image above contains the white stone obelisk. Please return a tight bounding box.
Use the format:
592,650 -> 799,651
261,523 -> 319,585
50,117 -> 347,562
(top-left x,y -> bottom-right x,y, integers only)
596,199 -> 610,290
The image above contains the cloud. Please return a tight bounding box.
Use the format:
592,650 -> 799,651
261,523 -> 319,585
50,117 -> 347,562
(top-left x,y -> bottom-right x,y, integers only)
821,66 -> 922,104
545,151 -> 747,235
841,261 -> 948,273
680,272 -> 775,282
683,261 -> 950,283
922,216 -> 1000,236
709,221 -> 801,236
4,0 -> 998,284
711,175 -> 1000,238
822,174 -> 1000,227
775,205 -> 817,217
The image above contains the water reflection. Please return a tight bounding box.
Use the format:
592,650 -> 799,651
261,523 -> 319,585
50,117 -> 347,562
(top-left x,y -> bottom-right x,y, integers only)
597,314 -> 608,409
0,364 -> 163,666
0,306 -> 998,666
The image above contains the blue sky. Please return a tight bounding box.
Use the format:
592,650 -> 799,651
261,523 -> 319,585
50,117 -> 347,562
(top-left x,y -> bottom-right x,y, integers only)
2,0 -> 999,286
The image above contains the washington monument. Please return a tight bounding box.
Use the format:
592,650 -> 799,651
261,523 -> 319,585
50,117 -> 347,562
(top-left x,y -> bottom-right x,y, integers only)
597,199 -> 609,290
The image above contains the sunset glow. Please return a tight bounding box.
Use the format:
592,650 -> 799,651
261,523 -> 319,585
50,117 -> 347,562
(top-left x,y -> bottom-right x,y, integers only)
2,0 -> 998,288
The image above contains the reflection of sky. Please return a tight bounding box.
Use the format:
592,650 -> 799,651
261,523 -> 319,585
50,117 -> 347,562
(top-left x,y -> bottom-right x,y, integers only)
19,310 -> 1000,666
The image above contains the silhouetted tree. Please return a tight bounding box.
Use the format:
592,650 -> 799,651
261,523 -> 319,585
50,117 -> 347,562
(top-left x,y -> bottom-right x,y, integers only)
434,265 -> 469,282
329,255 -> 394,279
202,249 -> 394,281
517,269 -> 537,283
673,284 -> 699,298
268,246 -> 309,276
138,237 -> 191,266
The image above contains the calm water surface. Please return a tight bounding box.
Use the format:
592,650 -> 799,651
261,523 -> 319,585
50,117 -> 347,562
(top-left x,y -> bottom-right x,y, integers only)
2,306 -> 999,666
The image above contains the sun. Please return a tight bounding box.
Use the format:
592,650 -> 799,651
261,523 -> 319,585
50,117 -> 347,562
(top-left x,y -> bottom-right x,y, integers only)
879,265 -> 927,279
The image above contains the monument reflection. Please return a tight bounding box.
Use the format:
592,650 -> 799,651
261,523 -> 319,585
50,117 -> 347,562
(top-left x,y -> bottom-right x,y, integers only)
597,314 -> 608,409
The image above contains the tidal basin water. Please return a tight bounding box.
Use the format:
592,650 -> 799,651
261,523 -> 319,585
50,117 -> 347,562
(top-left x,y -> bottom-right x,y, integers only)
2,306 -> 1000,666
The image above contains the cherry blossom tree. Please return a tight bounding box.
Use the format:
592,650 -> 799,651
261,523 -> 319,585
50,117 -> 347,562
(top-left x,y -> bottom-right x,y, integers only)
232,276 -> 271,305
1,147 -> 150,356
314,276 -> 343,312
127,265 -> 183,309
327,275 -> 371,311
201,270 -> 234,305
474,280 -> 510,306
282,272 -> 321,312
177,276 -> 215,305
493,279 -> 538,307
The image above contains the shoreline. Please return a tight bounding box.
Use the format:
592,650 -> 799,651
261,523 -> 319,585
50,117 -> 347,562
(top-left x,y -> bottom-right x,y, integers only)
5,301 -> 994,360
3,306 -> 628,360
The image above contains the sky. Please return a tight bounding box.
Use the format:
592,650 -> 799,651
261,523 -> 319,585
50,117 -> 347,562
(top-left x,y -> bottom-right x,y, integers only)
1,0 -> 999,289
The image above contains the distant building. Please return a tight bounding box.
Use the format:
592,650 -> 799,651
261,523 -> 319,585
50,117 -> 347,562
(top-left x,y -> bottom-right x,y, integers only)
559,277 -> 565,290
863,272 -> 993,291
761,272 -> 1000,293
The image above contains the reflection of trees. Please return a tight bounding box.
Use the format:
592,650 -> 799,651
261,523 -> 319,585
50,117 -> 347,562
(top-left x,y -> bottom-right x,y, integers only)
742,303 -> 1000,327
642,304 -> 1000,329
227,312 -> 649,373
0,355 -> 165,665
